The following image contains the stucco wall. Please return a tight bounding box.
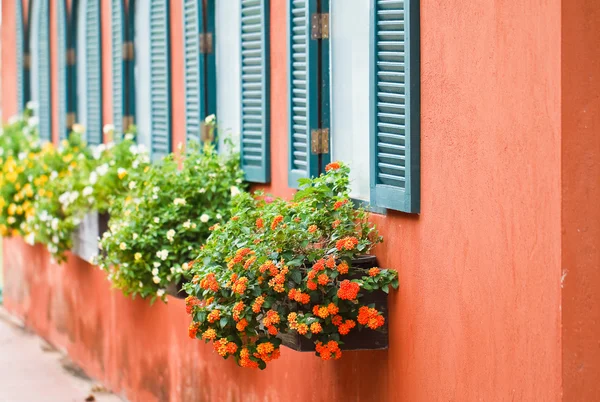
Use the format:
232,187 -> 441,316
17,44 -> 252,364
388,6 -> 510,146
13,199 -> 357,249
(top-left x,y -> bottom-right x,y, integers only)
3,0 -> 599,401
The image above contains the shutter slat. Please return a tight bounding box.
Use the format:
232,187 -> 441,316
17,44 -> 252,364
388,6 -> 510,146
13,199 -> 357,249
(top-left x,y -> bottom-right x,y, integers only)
16,1 -> 25,112
32,0 -> 52,142
86,0 -> 103,145
58,0 -> 68,140
371,0 -> 420,213
150,0 -> 172,159
112,0 -> 125,139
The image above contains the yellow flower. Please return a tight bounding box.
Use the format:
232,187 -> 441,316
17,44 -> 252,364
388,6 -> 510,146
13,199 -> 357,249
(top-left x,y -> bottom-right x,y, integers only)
134,253 -> 142,261
16,206 -> 23,215
118,168 -> 127,179
144,166 -> 150,173
38,188 -> 46,197
119,242 -> 127,250
5,171 -> 17,183
63,154 -> 74,163
7,204 -> 17,216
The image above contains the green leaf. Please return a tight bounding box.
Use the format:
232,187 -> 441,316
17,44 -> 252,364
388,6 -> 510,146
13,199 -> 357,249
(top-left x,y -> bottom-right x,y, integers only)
382,285 -> 389,294
219,317 -> 228,328
290,270 -> 302,284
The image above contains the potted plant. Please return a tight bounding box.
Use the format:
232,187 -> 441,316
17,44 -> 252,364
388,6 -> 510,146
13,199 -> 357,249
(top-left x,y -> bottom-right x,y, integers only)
184,162 -> 399,369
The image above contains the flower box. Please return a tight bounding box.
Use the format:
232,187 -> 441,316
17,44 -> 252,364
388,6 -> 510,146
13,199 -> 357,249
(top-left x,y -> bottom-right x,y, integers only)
278,255 -> 389,352
72,211 -> 109,262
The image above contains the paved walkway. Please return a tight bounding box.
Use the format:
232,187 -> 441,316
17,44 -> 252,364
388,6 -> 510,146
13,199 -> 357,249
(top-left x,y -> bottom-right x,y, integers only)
0,307 -> 123,402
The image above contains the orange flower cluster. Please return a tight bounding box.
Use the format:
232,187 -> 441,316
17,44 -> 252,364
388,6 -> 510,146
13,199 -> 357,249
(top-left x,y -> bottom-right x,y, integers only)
336,236 -> 358,251
288,288 -> 310,304
262,310 -> 280,335
200,273 -> 219,292
317,273 -> 330,285
231,216 -> 239,221
254,342 -> 281,363
202,328 -> 217,341
232,276 -> 249,294
369,267 -> 380,277
243,256 -> 257,270
256,217 -> 264,229
325,256 -> 336,268
185,296 -> 201,315
271,215 -> 283,230
252,295 -> 265,313
308,224 -> 317,233
239,348 -> 259,369
337,280 -> 360,300
232,301 -> 245,321
332,219 -> 341,228
315,340 -> 342,360
310,322 -> 322,334
333,199 -> 349,210
214,338 -> 238,357
259,260 -> 278,276
357,306 -> 385,329
337,319 -> 356,335
236,318 -> 249,332
325,161 -> 341,172
209,224 -> 220,231
188,322 -> 199,339
232,247 -> 253,264
207,309 -> 221,323
267,265 -> 288,293
337,261 -> 349,274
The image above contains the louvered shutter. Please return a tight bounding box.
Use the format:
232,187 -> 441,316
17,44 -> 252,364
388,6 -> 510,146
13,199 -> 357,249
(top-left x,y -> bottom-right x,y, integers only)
149,0 -> 171,159
370,0 -> 420,213
111,0 -> 125,140
16,1 -> 25,113
57,0 -> 68,140
32,0 -> 52,142
287,0 -> 319,188
85,0 -> 103,145
240,0 -> 270,183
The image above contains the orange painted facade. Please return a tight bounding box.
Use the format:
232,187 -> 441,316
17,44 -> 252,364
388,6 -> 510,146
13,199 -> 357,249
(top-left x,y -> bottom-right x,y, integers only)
1,0 -> 599,401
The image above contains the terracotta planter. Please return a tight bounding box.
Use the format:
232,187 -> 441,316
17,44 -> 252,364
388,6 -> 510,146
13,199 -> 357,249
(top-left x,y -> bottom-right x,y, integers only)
71,211 -> 109,262
278,255 -> 389,352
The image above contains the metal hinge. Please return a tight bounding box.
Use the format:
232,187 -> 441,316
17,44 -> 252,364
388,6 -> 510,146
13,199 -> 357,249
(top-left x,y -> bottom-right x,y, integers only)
311,13 -> 329,40
311,128 -> 329,154
122,115 -> 134,132
199,33 -> 213,54
66,49 -> 76,65
122,41 -> 134,61
66,112 -> 76,128
23,53 -> 31,69
200,122 -> 215,142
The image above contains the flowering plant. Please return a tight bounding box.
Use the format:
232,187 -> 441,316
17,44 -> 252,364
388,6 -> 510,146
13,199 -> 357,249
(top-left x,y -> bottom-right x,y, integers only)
97,141 -> 245,303
183,162 -> 398,369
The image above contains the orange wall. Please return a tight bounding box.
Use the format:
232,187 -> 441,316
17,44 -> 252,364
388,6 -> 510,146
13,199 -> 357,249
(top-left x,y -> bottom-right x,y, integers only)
2,0 -> 600,401
2,0 -> 18,118
561,0 -> 600,400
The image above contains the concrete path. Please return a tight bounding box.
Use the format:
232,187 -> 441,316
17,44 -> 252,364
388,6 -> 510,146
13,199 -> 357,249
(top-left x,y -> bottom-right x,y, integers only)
0,307 -> 123,402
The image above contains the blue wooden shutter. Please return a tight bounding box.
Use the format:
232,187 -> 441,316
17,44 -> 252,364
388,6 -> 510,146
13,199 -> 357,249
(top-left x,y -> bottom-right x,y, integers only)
111,0 -> 125,140
287,0 -> 319,188
240,0 -> 270,183
16,1 -> 25,113
149,0 -> 171,158
370,0 -> 420,213
57,0 -> 68,140
32,0 -> 52,142
85,0 -> 103,145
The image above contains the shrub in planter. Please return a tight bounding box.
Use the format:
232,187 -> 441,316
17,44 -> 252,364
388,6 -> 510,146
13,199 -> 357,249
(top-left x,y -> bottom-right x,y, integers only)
183,162 -> 399,369
97,141 -> 245,303
31,127 -> 150,262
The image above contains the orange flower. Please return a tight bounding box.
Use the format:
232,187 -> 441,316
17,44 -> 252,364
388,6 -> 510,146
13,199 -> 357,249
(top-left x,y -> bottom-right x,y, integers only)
325,162 -> 341,172
331,315 -> 343,326
317,273 -> 329,286
207,309 -> 221,323
259,260 -> 278,275
232,301 -> 245,321
297,323 -> 309,335
307,280 -> 318,290
327,303 -> 339,315
337,280 -> 360,300
338,319 -> 356,335
214,338 -> 237,357
332,219 -> 341,229
316,340 -> 342,360
202,328 -> 217,340
267,325 -> 278,335
200,273 -> 219,292
325,256 -> 336,268
252,296 -> 265,313
308,225 -> 317,233
333,199 -> 348,210
369,267 -> 380,277
312,259 -> 325,272
256,217 -> 264,229
188,322 -> 199,339
335,236 -> 359,251
232,277 -> 249,294
239,348 -> 259,369
271,215 -> 283,230
231,216 -> 239,221
236,318 -> 249,332
243,256 -> 257,270
310,322 -> 322,334
185,296 -> 201,315
358,306 -> 385,329
337,261 -> 349,275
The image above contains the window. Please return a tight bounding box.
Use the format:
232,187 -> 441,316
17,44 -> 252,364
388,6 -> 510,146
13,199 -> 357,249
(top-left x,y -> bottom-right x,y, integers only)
183,0 -> 216,145
76,0 -> 103,145
57,0 -> 69,140
16,0 -> 28,113
30,0 -> 52,142
287,0 -> 330,188
239,0 -> 270,183
132,0 -> 172,159
111,0 -> 126,139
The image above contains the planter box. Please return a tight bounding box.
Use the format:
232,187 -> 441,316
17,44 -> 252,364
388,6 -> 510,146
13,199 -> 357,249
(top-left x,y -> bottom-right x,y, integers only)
71,212 -> 109,262
279,255 -> 389,352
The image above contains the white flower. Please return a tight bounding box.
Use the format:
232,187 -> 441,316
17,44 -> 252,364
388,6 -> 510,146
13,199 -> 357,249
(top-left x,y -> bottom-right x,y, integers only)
230,186 -> 241,197
154,217 -> 160,224
216,213 -> 222,220
200,214 -> 210,223
132,233 -> 138,240
132,160 -> 140,169
157,289 -> 165,297
198,188 -> 206,194
103,124 -> 114,134
91,144 -> 106,160
152,194 -> 158,200
72,123 -> 85,134
96,163 -> 109,176
18,152 -> 26,160
8,115 -> 20,124
89,172 -> 98,185
52,235 -> 59,244
153,262 -> 161,268
120,242 -> 127,250
128,181 -> 137,189
152,268 -> 159,276
125,133 -> 135,141
134,252 -> 142,261
138,144 -> 147,154
166,229 -> 176,242
51,219 -> 59,231
182,262 -> 189,270
139,281 -> 144,288
153,276 -> 161,284
182,220 -> 191,229
129,145 -> 139,155
205,114 -> 216,124
173,198 -> 186,206
83,186 -> 93,197
170,267 -> 175,274
157,249 -> 169,260
27,116 -> 39,128
26,101 -> 38,111
25,233 -> 35,245
236,178 -> 243,184
153,187 -> 160,193
208,173 -> 217,179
